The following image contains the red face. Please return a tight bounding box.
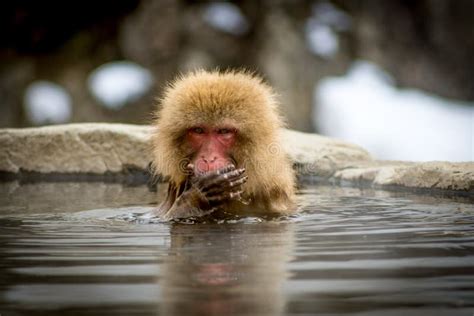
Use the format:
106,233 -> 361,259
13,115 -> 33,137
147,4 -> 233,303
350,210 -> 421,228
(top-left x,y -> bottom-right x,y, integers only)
186,125 -> 237,174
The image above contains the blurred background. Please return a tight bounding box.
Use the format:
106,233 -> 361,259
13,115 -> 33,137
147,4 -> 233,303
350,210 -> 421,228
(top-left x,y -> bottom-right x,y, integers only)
1,0 -> 472,162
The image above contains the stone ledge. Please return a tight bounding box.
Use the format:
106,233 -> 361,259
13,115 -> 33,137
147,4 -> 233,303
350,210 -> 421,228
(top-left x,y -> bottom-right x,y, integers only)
1,123 -> 472,193
0,123 -> 151,174
331,161 -> 474,193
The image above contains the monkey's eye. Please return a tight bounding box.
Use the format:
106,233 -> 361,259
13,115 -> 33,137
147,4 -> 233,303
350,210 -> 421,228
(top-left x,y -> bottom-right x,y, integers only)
191,127 -> 204,134
217,128 -> 232,134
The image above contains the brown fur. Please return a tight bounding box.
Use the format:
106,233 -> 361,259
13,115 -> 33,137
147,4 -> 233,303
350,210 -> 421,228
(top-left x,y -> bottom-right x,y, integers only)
151,69 -> 296,214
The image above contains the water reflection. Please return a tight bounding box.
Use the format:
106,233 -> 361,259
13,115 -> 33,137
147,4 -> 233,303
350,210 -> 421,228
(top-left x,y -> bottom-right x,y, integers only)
160,222 -> 294,316
0,181 -> 473,315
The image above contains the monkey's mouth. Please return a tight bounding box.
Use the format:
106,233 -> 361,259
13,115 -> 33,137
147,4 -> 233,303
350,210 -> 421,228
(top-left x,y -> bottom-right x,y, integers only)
191,157 -> 238,176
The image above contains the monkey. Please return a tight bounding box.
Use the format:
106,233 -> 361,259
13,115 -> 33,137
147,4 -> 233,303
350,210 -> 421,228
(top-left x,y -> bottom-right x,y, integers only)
150,70 -> 296,221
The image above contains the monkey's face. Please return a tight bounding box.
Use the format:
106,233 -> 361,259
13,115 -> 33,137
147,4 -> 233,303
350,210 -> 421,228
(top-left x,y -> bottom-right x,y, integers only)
186,124 -> 237,175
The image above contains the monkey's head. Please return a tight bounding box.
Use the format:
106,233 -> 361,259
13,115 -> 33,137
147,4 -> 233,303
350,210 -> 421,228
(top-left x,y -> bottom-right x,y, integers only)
151,70 -> 295,198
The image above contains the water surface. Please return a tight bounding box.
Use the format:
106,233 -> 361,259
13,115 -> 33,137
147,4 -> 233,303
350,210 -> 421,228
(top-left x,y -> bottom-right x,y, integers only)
0,181 -> 473,315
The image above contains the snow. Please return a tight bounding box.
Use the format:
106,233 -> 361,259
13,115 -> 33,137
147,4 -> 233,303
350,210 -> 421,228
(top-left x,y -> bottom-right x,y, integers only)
88,61 -> 153,110
24,81 -> 72,125
202,2 -> 249,36
305,1 -> 351,58
310,1 -> 352,31
314,61 -> 474,162
305,22 -> 338,58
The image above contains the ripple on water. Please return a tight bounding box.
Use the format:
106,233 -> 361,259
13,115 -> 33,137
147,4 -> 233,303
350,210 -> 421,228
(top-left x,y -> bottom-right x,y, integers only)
0,182 -> 473,315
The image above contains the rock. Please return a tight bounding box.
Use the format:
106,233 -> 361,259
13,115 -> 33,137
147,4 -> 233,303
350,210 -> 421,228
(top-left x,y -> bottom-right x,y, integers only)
281,129 -> 372,177
334,161 -> 474,192
0,123 -> 151,174
1,123 -> 472,193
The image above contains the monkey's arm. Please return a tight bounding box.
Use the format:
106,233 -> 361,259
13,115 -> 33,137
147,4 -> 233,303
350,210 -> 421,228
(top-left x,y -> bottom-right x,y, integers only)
155,166 -> 247,221
245,188 -> 296,215
267,193 -> 296,214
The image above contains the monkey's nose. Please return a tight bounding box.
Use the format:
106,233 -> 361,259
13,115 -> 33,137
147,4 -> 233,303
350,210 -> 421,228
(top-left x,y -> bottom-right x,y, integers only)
201,156 -> 217,163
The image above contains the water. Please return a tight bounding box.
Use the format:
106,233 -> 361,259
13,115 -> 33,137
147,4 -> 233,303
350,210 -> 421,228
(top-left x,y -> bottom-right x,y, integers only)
0,181 -> 473,316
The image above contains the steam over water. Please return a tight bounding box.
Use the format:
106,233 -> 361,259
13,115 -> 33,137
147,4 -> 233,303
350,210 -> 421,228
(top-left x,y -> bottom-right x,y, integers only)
0,181 -> 473,315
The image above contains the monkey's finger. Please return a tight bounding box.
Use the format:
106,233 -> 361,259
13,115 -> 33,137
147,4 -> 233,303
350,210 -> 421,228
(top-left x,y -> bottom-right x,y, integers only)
195,165 -> 236,184
207,169 -> 246,190
206,176 -> 248,195
229,175 -> 248,187
208,190 -> 243,203
201,168 -> 246,190
197,167 -> 243,187
216,164 -> 235,175
204,164 -> 236,177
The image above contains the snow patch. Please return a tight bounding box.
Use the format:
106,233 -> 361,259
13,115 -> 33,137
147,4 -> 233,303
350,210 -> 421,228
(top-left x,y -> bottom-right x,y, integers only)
305,22 -> 338,58
88,61 -> 153,110
314,61 -> 473,162
24,81 -> 72,125
305,1 -> 351,58
310,1 -> 351,31
202,2 -> 249,36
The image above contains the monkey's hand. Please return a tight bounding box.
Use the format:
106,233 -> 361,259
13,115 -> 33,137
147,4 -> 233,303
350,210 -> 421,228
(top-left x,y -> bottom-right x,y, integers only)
160,165 -> 247,221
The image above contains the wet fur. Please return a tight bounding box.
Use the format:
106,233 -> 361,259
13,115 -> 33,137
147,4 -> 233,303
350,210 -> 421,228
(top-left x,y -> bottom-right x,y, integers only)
151,70 -> 296,214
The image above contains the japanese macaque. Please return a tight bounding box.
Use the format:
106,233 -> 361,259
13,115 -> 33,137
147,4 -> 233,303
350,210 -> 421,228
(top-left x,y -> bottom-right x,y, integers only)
151,70 -> 296,220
